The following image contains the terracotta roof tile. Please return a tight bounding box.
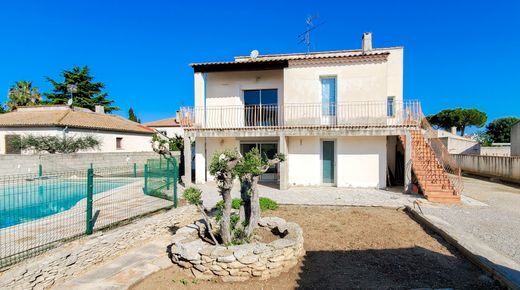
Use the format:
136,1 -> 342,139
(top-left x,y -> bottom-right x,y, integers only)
0,107 -> 155,134
144,117 -> 180,127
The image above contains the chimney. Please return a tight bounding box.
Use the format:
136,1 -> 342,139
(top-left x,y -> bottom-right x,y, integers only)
451,126 -> 457,135
95,105 -> 105,114
362,32 -> 372,53
176,110 -> 181,124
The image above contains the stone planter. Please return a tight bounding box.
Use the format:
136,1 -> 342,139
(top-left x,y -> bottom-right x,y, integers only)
169,216 -> 305,282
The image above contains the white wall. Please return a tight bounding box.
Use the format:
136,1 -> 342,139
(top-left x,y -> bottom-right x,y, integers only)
287,136 -> 387,188
453,154 -> 520,183
152,126 -> 184,138
511,122 -> 520,157
0,127 -> 153,154
195,137 -> 240,183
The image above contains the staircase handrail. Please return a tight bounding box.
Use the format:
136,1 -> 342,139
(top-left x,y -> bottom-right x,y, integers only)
419,116 -> 464,195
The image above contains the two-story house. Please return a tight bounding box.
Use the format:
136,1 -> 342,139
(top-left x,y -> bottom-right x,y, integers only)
180,33 -> 462,203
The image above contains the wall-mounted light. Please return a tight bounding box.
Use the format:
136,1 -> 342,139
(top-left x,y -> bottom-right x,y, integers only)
220,139 -> 225,146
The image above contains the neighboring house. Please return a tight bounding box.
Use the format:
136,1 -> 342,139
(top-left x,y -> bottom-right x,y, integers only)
179,33 -> 460,203
511,121 -> 520,156
0,105 -> 155,154
144,115 -> 183,137
435,129 -> 480,155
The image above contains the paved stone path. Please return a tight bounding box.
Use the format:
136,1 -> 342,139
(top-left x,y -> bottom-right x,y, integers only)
196,181 -> 424,209
420,177 -> 520,265
0,205 -> 198,290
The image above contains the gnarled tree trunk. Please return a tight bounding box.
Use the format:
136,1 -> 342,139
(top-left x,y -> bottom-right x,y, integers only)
244,175 -> 260,236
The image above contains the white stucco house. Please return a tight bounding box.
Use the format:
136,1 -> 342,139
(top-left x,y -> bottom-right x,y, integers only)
0,105 -> 155,154
179,33 -> 461,203
144,115 -> 183,138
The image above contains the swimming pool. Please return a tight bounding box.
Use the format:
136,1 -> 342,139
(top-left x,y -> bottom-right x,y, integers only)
0,178 -> 135,228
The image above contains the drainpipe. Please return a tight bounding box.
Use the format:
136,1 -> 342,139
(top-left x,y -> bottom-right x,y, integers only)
204,72 -> 208,183
62,126 -> 69,138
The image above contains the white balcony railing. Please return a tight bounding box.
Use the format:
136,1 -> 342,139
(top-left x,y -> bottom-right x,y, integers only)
179,100 -> 421,129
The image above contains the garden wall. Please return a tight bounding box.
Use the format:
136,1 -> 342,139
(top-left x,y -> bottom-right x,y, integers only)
452,154 -> 520,183
0,152 -> 168,176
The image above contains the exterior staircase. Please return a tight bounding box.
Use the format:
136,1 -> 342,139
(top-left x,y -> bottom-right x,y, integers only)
408,129 -> 462,204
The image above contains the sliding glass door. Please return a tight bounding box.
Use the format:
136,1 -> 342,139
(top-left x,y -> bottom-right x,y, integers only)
244,89 -> 278,127
240,142 -> 278,181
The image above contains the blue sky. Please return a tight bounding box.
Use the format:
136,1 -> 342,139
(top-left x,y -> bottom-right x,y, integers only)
1,0 -> 518,130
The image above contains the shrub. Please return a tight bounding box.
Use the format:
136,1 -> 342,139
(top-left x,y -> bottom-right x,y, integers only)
183,187 -> 202,205
259,197 -> 278,211
215,198 -> 241,210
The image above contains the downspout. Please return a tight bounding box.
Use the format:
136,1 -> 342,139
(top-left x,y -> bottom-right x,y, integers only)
62,126 -> 69,138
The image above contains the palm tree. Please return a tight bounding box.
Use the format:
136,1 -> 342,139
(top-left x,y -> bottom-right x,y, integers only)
6,80 -> 42,111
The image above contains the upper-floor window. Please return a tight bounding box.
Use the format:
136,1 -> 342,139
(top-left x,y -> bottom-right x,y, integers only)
244,89 -> 278,126
387,96 -> 395,117
116,137 -> 123,149
321,77 -> 336,117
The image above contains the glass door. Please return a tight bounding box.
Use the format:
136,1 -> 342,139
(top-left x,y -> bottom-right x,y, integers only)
240,142 -> 278,181
322,140 -> 335,185
244,89 -> 278,127
321,77 -> 336,125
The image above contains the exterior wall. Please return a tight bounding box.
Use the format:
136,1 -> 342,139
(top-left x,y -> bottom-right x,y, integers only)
283,48 -> 403,104
0,151 -> 159,176
453,154 -> 520,183
152,126 -> 184,138
0,127 -> 153,154
480,146 -> 511,157
287,136 -> 386,188
511,122 -> 520,156
195,137 -> 240,183
438,137 -> 480,154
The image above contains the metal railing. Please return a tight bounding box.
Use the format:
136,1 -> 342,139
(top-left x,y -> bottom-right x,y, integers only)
179,100 -> 422,129
419,117 -> 464,195
0,161 -> 178,268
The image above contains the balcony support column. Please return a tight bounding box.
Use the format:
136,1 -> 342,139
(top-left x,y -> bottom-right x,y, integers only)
404,131 -> 412,194
279,134 -> 289,190
183,136 -> 192,186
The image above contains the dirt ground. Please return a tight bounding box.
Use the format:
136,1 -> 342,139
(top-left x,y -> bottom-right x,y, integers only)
131,206 -> 501,290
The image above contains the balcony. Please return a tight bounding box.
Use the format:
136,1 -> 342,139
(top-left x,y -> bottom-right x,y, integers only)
179,100 -> 421,130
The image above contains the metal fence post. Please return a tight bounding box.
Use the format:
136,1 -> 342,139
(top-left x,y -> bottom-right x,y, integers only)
173,158 -> 178,208
143,164 -> 148,194
38,164 -> 43,177
86,168 -> 94,235
166,159 -> 170,190
133,163 -> 137,177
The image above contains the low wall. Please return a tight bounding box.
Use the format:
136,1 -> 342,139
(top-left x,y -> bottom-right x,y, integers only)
480,146 -> 511,157
0,152 -> 176,176
452,154 -> 520,183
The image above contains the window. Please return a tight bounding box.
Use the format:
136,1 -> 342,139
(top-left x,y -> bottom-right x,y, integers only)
387,96 -> 395,117
116,137 -> 123,149
321,77 -> 336,116
244,89 -> 278,126
158,130 -> 167,136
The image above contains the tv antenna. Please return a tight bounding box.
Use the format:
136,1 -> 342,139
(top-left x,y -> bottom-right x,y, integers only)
297,15 -> 325,53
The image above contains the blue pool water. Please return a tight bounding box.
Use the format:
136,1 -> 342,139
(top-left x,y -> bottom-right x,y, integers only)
0,178 -> 134,228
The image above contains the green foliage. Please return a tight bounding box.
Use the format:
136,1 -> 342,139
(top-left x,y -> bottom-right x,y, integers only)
427,108 -> 487,136
0,103 -> 5,114
44,66 -> 119,113
475,131 -> 493,146
235,148 -> 286,178
6,80 -> 42,111
485,117 -> 519,143
215,198 -> 241,211
128,107 -> 139,123
183,187 -> 202,205
9,134 -> 100,154
209,149 -> 240,179
259,197 -> 279,211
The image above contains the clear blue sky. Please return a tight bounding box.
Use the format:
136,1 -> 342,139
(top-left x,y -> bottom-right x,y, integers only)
1,0 -> 518,130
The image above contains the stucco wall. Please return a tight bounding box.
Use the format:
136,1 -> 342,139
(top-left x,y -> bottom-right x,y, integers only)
510,122 -> 520,156
453,154 -> 520,183
0,151 -> 160,176
480,146 -> 511,157
438,137 -> 480,154
287,136 -> 386,188
195,137 -> 240,183
152,126 -> 184,138
0,127 -> 153,154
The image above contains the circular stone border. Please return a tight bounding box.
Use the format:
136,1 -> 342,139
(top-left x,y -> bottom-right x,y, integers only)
169,216 -> 305,282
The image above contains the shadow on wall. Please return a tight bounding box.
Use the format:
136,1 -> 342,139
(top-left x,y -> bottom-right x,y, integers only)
294,247 -> 502,289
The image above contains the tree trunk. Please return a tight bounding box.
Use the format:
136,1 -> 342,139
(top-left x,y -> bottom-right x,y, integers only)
245,175 -> 260,237
239,175 -> 252,225
220,186 -> 232,244
197,205 -> 219,245
460,126 -> 465,136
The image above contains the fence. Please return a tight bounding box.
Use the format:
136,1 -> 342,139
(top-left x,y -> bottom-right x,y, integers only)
452,154 -> 520,183
179,100 -> 422,129
0,158 -> 178,268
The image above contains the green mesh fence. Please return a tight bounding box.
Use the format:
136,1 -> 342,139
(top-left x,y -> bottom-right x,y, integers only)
144,155 -> 178,208
0,160 -> 177,268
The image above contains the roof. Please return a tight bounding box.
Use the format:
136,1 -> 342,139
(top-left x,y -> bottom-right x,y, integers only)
0,106 -> 155,134
144,117 -> 180,128
190,48 -> 396,72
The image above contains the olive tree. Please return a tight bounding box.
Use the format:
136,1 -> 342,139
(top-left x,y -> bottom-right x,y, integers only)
209,149 -> 240,244
183,187 -> 218,245
235,148 -> 285,237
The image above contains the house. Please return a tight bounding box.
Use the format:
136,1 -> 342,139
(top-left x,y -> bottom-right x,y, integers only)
144,114 -> 183,138
512,121 -> 520,156
435,128 -> 480,155
0,105 -> 155,154
179,33 -> 461,203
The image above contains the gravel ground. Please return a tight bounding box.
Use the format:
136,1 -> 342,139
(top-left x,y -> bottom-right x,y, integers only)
421,176 -> 520,264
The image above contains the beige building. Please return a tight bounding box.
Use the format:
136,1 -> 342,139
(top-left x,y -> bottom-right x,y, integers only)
180,33 -> 460,203
0,105 -> 155,154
